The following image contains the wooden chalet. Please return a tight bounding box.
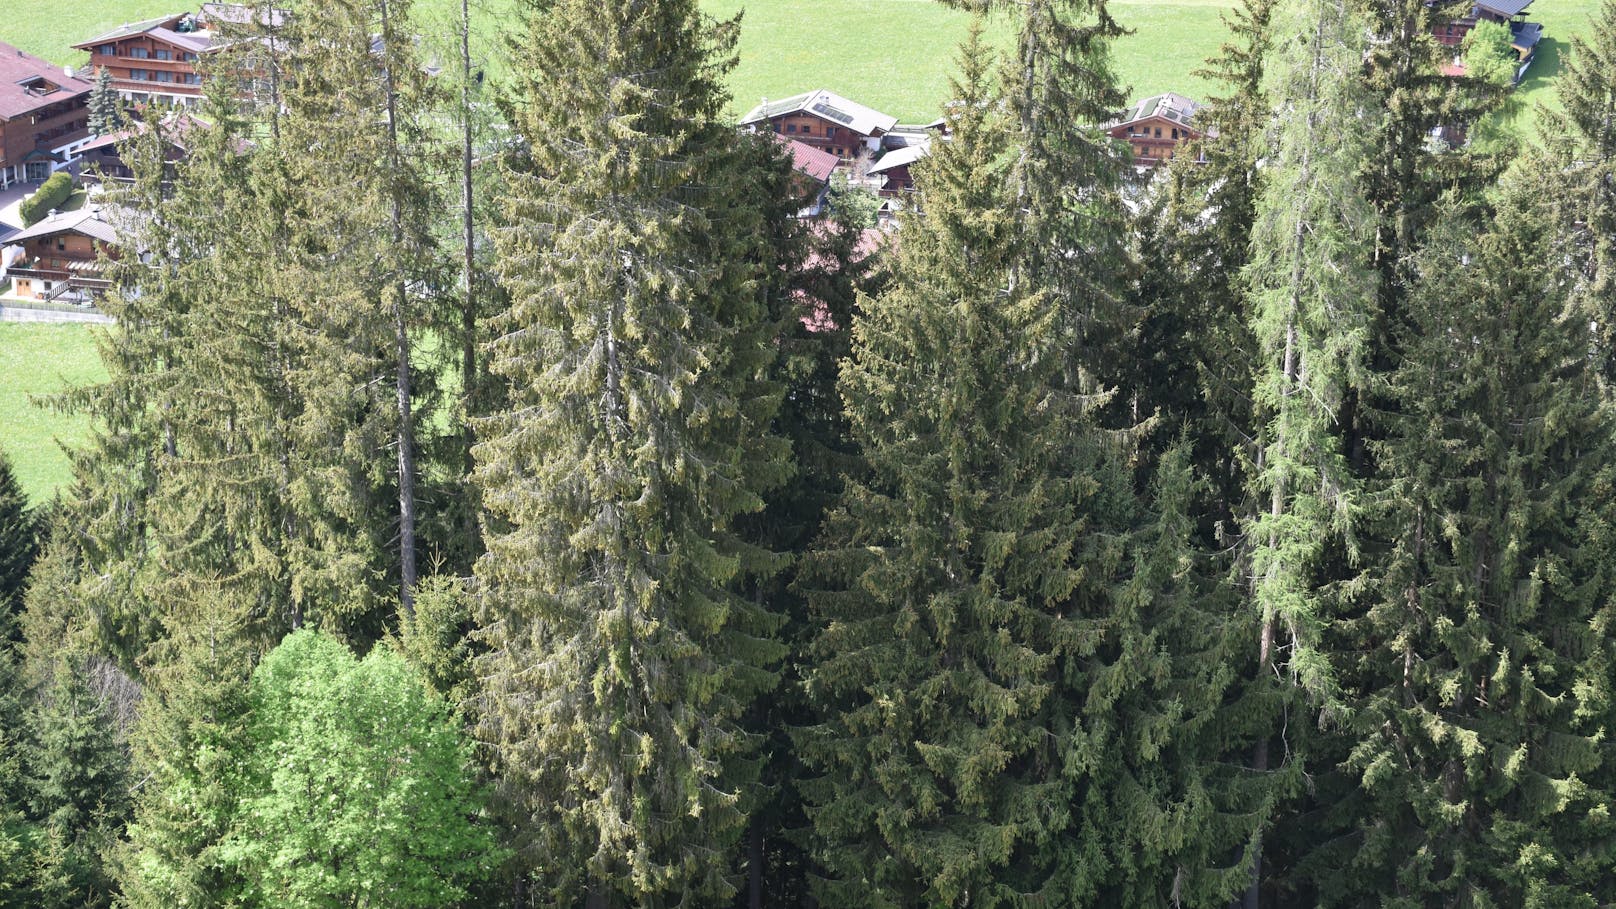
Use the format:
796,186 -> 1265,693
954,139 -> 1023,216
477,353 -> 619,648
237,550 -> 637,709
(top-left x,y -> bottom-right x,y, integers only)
741,89 -> 898,161
72,4 -> 286,108
1433,0 -> 1543,77
0,206 -> 119,303
0,42 -> 93,190
1106,93 -> 1209,167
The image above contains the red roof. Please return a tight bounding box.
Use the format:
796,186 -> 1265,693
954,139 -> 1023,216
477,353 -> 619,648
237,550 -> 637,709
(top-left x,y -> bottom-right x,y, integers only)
777,135 -> 838,184
0,42 -> 92,120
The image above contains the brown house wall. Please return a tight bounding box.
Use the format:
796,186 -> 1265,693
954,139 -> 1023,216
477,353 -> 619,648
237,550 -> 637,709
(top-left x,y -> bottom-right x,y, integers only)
1,97 -> 91,170
1107,114 -> 1204,165
87,36 -> 205,97
764,113 -> 871,160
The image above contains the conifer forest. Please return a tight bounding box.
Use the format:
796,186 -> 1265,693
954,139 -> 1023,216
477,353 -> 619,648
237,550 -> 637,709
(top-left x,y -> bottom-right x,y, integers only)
6,0 -> 1616,904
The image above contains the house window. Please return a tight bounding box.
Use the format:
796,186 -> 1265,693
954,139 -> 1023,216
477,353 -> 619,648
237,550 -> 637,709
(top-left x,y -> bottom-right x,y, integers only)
785,124 -> 796,133
182,52 -> 198,62
131,47 -> 149,59
56,239 -> 66,251
99,45 -> 114,55
826,126 -> 836,138
184,73 -> 202,85
1153,127 -> 1162,138
156,71 -> 173,83
130,69 -> 148,81
1171,128 -> 1179,139
155,49 -> 172,61
801,124 -> 812,134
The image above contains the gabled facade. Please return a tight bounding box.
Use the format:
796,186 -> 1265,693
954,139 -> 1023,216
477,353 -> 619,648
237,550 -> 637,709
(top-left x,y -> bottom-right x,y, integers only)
0,206 -> 119,302
1105,93 -> 1209,167
0,42 -> 93,189
740,89 -> 898,161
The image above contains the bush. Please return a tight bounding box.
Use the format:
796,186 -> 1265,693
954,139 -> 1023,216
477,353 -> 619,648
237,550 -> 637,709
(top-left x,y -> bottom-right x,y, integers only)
17,174 -> 74,227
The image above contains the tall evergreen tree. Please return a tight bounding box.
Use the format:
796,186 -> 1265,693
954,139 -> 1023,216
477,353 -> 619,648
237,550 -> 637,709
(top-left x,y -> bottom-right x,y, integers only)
0,450 -> 36,612
87,67 -> 122,138
800,34 -> 1095,903
474,0 -> 791,902
1319,167 -> 1616,907
801,26 -> 1261,907
1545,0 -> 1616,385
114,595 -> 256,909
941,0 -> 1132,391
1237,0 -> 1379,899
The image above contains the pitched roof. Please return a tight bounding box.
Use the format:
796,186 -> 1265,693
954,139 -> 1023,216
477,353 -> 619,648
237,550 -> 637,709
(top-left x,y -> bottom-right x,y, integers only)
4,207 -> 119,246
1510,19 -> 1543,49
868,144 -> 928,174
776,135 -> 838,183
1473,0 -> 1532,17
0,42 -> 93,120
73,14 -> 188,49
1109,92 -> 1206,131
740,89 -> 898,137
75,112 -> 208,156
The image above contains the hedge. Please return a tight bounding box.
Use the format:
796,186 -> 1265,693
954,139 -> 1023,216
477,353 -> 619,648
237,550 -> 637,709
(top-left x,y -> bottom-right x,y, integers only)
18,173 -> 74,227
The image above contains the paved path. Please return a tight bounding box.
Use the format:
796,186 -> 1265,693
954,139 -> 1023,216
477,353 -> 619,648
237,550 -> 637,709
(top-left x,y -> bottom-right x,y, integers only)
0,183 -> 37,232
0,304 -> 112,324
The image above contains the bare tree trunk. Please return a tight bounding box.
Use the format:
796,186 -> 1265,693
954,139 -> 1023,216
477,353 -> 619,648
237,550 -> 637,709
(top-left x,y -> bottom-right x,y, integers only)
459,0 -> 480,533
748,817 -> 765,909
380,0 -> 418,615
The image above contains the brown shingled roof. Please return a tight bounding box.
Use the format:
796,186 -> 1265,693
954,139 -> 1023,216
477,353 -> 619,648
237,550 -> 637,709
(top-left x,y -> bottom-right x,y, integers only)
0,41 -> 92,121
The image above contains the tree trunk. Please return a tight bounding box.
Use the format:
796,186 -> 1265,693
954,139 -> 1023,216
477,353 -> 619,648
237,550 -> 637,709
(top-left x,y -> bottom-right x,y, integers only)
380,0 -> 418,615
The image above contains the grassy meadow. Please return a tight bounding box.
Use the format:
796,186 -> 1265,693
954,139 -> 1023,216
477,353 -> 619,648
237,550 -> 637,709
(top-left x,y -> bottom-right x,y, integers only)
0,324 -> 106,504
0,0 -> 1605,504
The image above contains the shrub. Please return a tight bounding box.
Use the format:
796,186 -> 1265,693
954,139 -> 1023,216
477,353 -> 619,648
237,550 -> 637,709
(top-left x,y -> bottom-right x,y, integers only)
17,174 -> 74,227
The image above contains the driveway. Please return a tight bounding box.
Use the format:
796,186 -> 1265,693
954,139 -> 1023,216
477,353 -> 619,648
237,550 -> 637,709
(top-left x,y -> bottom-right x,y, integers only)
0,182 -> 38,232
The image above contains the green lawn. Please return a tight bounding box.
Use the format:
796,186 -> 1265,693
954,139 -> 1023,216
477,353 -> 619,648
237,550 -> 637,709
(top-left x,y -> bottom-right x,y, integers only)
0,324 -> 107,506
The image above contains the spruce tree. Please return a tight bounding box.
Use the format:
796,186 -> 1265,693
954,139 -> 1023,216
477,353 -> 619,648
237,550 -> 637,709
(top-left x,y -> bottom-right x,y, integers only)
474,0 -> 791,902
1546,0 -> 1616,384
801,26 -> 1260,907
801,34 -> 1090,903
114,595 -> 255,909
1320,167 -> 1616,907
87,68 -> 121,138
940,0 -> 1132,391
21,657 -> 129,908
1237,0 -> 1379,899
0,450 -> 36,612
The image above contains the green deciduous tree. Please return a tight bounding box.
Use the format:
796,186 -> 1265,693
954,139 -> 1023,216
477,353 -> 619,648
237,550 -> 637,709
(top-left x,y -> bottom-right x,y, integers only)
226,629 -> 494,908
474,0 -> 792,903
